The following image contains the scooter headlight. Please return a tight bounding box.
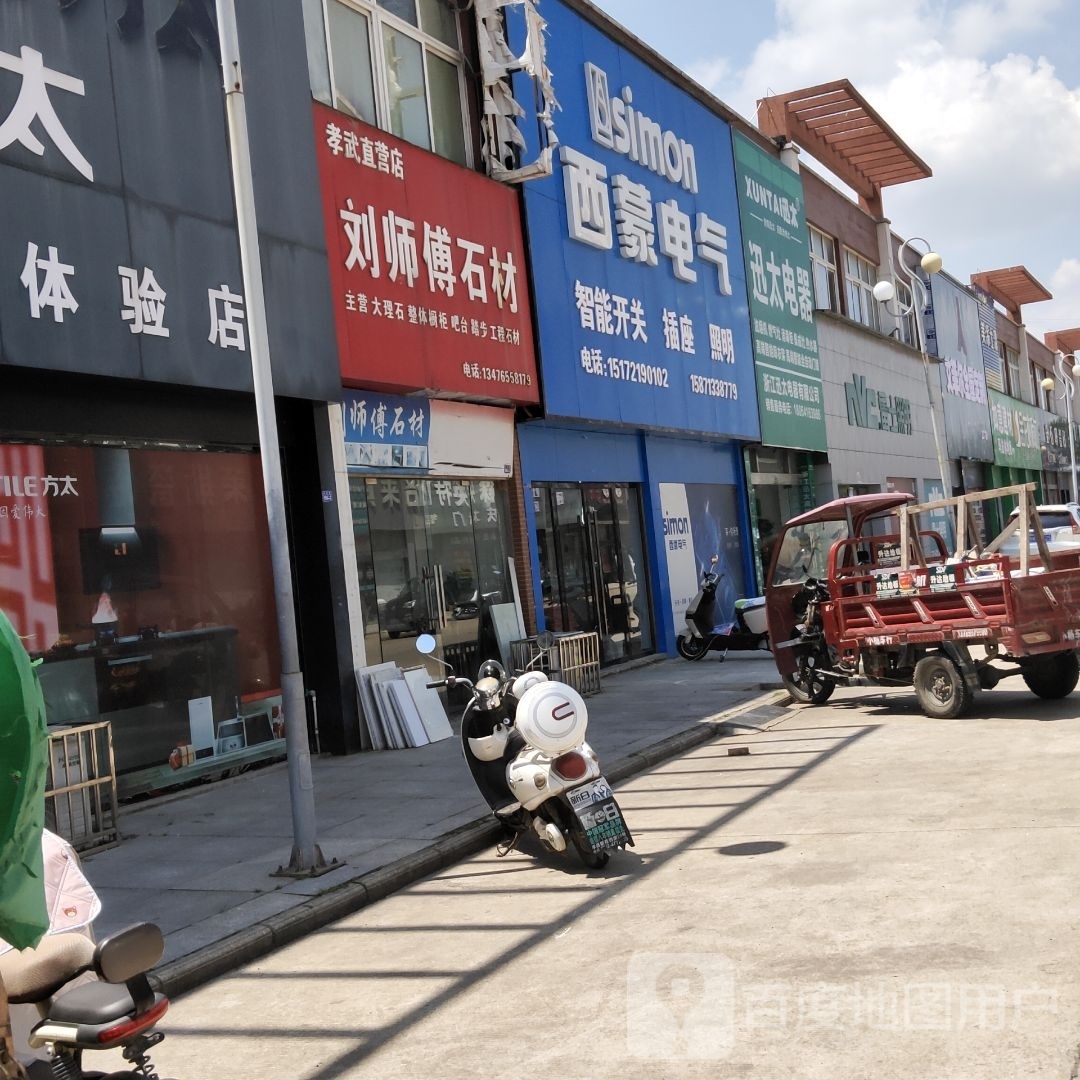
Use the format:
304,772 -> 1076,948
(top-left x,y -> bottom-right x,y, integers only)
475,676 -> 502,701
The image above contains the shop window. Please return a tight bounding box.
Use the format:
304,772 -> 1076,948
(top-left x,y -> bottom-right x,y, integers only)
808,225 -> 839,313
305,0 -> 469,167
894,279 -> 918,348
1000,342 -> 1022,401
0,443 -> 281,793
843,248 -> 879,331
1032,361 -> 1052,411
348,476 -> 515,674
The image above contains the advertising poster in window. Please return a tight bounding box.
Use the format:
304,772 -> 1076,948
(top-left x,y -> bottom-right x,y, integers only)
314,104 -> 538,404
925,275 -> 994,462
341,390 -> 513,478
508,1 -> 759,437
658,482 -> 745,643
732,133 -> 826,452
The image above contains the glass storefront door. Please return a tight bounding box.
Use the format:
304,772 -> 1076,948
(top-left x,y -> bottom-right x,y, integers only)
349,476 -> 515,674
747,447 -> 818,591
533,482 -> 653,665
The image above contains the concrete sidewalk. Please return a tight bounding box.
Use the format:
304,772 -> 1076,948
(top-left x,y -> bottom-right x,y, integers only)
83,652 -> 787,996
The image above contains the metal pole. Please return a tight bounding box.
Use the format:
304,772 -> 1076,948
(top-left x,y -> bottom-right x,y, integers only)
1070,390 -> 1078,504
215,0 -> 328,875
910,273 -> 952,498
1059,352 -> 1078,504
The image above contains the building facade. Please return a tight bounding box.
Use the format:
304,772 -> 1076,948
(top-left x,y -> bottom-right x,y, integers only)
503,0 -> 774,660
301,0 -> 541,732
0,2 -> 352,794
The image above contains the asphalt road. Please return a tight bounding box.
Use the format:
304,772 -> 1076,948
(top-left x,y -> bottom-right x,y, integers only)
99,673 -> 1080,1079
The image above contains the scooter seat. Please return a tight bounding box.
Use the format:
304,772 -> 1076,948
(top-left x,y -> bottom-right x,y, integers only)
0,933 -> 95,1004
46,979 -> 138,1026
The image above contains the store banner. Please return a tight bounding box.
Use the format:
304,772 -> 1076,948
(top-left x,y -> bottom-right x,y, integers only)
315,104 -> 538,405
658,482 -> 746,642
342,391 -> 512,478
0,4 -> 338,399
1041,413 -> 1077,470
342,391 -> 431,469
732,133 -> 826,452
510,1 -> 759,437
988,390 -> 1042,470
924,275 -> 994,462
972,285 -> 1005,393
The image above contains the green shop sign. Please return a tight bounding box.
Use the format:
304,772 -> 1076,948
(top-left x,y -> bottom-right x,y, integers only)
988,389 -> 1041,470
733,132 -> 826,452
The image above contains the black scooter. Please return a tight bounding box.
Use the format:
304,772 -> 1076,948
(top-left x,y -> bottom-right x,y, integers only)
677,556 -> 770,661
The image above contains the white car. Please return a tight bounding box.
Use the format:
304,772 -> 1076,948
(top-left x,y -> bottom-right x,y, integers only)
1002,502 -> 1080,553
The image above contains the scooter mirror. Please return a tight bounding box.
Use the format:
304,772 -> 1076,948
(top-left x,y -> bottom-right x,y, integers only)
710,554 -> 719,565
415,633 -> 438,655
536,630 -> 555,650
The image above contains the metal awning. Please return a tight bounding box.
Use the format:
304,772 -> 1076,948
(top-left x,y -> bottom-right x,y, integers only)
785,492 -> 915,527
970,266 -> 1052,322
756,79 -> 931,204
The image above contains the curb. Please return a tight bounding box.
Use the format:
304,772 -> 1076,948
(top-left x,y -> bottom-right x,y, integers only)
151,688 -> 791,999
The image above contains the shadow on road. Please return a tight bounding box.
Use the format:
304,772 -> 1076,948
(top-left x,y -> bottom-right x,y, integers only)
197,720 -> 880,1078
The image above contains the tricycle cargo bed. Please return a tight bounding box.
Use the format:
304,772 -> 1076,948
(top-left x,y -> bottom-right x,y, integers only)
832,553 -> 1080,657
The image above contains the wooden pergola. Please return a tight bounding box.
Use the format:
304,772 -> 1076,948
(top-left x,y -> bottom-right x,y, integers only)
757,79 -> 931,216
970,266 -> 1052,324
1045,328 -> 1080,357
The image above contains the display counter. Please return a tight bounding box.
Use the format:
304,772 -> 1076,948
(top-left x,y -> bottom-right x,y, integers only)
36,626 -> 240,776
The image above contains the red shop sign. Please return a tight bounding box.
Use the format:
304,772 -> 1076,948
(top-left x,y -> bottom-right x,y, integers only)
314,103 -> 538,404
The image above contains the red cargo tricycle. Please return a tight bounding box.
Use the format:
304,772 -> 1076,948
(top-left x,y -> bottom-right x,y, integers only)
765,483 -> 1080,718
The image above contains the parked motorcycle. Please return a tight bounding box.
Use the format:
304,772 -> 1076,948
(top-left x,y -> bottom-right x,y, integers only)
0,832 -> 173,1080
677,556 -> 770,661
416,632 -> 633,869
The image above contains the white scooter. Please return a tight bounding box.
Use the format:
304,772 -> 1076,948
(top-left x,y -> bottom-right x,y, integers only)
416,633 -> 633,869
0,831 -> 174,1079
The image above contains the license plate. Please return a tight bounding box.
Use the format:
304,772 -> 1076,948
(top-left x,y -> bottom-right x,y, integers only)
566,777 -> 633,852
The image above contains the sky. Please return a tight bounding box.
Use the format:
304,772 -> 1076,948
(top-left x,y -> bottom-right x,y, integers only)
591,0 -> 1080,344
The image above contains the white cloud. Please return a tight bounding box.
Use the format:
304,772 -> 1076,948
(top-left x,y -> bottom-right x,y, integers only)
694,0 -> 1080,340
1035,259 -> 1080,344
685,56 -> 730,94
945,0 -> 1061,55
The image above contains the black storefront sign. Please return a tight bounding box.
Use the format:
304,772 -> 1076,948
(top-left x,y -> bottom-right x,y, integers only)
0,1 -> 337,399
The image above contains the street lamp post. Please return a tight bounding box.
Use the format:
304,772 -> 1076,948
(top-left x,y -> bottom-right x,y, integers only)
215,0 -> 330,876
872,238 -> 951,499
1041,352 -> 1079,503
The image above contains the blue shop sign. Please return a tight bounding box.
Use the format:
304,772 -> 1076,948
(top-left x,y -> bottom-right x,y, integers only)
343,390 -> 430,469
511,1 -> 759,438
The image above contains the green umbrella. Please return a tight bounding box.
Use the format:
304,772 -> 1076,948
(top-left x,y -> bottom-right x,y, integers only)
0,610 -> 48,951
